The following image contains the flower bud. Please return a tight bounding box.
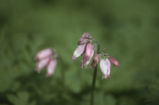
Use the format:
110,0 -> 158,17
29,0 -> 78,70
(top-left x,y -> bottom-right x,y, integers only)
78,33 -> 92,45
108,57 -> 119,67
81,32 -> 92,39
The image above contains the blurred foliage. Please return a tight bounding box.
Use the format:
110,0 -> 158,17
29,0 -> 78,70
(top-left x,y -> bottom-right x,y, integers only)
0,0 -> 159,105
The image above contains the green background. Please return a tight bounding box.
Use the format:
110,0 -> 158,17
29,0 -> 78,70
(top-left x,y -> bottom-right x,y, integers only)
0,0 -> 159,105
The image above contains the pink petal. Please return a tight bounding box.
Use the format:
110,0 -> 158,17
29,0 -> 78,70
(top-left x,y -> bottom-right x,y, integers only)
108,57 -> 119,67
46,59 -> 57,77
81,43 -> 94,68
85,43 -> 94,62
35,48 -> 52,60
100,59 -> 111,79
90,53 -> 99,69
72,44 -> 86,60
36,57 -> 50,73
81,55 -> 89,68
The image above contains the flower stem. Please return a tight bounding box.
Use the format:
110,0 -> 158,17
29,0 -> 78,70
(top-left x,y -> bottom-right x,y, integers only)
90,65 -> 98,105
90,43 -> 100,105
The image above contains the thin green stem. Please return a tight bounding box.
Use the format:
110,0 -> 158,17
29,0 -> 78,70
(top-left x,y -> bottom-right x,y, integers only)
90,65 -> 98,105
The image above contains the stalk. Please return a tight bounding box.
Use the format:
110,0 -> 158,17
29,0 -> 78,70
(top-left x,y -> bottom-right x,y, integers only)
90,65 -> 98,105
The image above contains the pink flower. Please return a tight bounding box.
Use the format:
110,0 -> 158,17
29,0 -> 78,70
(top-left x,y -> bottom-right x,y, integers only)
72,33 -> 94,68
35,48 -> 52,60
72,44 -> 86,60
108,57 -> 119,67
72,33 -> 92,60
72,32 -> 119,79
100,59 -> 111,79
35,48 -> 57,77
81,43 -> 94,68
90,53 -> 99,69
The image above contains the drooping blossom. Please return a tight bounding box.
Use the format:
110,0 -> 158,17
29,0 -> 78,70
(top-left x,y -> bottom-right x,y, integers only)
72,32 -> 93,60
72,44 -> 86,60
81,43 -> 94,68
108,56 -> 119,67
72,33 -> 94,68
99,56 -> 120,79
100,59 -> 111,79
35,48 -> 57,77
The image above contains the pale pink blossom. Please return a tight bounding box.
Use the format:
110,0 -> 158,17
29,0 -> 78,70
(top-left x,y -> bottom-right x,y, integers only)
35,48 -> 52,60
72,33 -> 95,68
35,48 -> 57,77
108,57 -> 119,67
81,43 -> 94,68
100,59 -> 111,79
90,53 -> 99,69
46,59 -> 57,77
72,32 -> 93,60
72,44 -> 86,60
36,57 -> 50,73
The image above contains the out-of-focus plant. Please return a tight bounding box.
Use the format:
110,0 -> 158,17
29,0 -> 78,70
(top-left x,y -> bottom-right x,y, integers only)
35,48 -> 58,77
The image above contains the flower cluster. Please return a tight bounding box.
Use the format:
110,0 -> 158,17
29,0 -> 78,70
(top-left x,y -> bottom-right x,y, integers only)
35,48 -> 57,77
72,33 -> 119,79
72,33 -> 94,68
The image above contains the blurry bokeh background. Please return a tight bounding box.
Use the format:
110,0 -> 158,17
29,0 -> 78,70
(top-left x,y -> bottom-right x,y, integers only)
0,0 -> 159,105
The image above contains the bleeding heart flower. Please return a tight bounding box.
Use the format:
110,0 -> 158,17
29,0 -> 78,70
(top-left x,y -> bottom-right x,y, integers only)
108,57 -> 119,67
100,59 -> 111,79
90,53 -> 99,69
35,48 -> 57,77
81,43 -> 94,68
